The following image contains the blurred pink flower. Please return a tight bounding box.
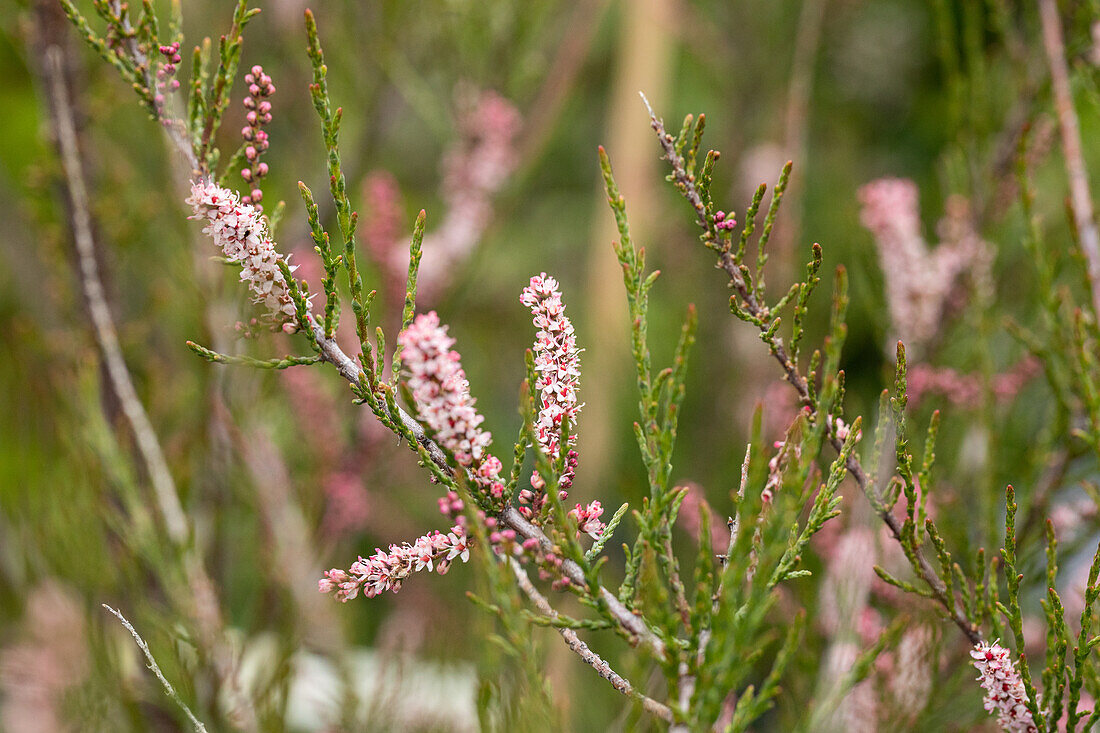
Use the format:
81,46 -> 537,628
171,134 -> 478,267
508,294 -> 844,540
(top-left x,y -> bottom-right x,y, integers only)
363,91 -> 521,303
0,582 -> 89,733
858,179 -> 990,351
907,357 -> 1040,408
676,483 -> 726,554
321,471 -> 371,538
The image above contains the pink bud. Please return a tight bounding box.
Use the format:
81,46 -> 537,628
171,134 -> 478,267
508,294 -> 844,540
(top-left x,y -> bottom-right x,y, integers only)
250,189 -> 263,202
257,163 -> 269,177
251,64 -> 263,76
245,146 -> 258,160
282,322 -> 298,334
246,111 -> 258,125
241,168 -> 252,181
243,97 -> 256,109
241,126 -> 254,140
258,101 -> 272,114
249,83 -> 261,97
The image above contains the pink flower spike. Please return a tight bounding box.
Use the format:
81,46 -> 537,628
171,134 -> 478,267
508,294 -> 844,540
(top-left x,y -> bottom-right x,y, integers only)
569,501 -> 606,539
970,641 -> 1039,733
320,526 -> 471,602
398,312 -> 506,507
521,273 -> 583,471
186,180 -> 312,326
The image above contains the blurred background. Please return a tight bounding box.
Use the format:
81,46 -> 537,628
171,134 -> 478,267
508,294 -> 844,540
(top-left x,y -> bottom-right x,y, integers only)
0,0 -> 1095,730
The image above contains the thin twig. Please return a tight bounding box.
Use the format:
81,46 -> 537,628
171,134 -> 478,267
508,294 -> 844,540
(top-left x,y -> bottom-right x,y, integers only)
641,94 -> 983,646
102,605 -> 209,733
105,0 -> 199,171
43,44 -> 189,546
1038,0 -> 1100,319
508,559 -> 673,723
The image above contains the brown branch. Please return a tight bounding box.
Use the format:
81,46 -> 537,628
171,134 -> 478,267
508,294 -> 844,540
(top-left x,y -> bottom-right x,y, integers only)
509,559 -> 673,724
1039,0 -> 1100,320
641,95 -> 983,647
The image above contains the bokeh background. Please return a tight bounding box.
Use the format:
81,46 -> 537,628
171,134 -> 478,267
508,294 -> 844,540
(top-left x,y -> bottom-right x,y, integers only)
0,0 -> 1095,730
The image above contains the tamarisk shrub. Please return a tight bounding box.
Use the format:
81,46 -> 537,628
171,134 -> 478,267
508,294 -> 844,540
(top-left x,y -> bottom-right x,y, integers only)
53,1 -> 1100,730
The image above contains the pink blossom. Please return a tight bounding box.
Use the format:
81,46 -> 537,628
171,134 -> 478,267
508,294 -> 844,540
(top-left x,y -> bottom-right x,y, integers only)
320,471 -> 371,538
569,501 -> 605,539
675,483 -> 726,554
361,171 -> 407,302
520,273 -> 583,461
187,180 -> 311,325
239,65 -> 276,208
826,415 -> 861,442
520,273 -> 583,518
320,525 -> 470,602
970,641 -> 1039,733
361,92 -> 521,306
398,312 -> 505,503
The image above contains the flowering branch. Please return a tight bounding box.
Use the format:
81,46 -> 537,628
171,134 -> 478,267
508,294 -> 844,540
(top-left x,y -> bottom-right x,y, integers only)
638,94 -> 983,647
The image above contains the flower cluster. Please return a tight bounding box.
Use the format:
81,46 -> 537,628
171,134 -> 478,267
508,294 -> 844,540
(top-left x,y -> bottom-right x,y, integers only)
970,641 -> 1038,733
568,501 -> 605,539
826,415 -> 861,443
857,179 -> 990,352
319,526 -> 470,602
240,66 -> 275,208
520,274 -> 582,461
713,210 -> 737,231
398,312 -> 505,504
520,273 -> 583,518
153,42 -> 182,125
187,180 -> 309,326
